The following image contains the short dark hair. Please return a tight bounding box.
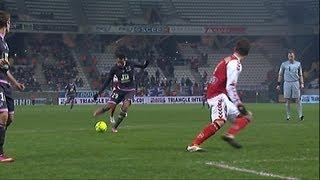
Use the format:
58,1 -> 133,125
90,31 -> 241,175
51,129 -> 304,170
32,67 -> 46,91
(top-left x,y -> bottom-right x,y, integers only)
0,11 -> 10,29
116,53 -> 126,60
287,49 -> 296,55
235,39 -> 250,56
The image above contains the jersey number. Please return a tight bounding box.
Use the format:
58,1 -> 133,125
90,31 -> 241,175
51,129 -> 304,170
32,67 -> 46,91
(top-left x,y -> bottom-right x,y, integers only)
121,74 -> 130,83
0,92 -> 5,102
111,93 -> 119,99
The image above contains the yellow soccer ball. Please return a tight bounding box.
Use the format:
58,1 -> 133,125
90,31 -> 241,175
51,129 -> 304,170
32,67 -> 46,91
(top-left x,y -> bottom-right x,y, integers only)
95,121 -> 107,133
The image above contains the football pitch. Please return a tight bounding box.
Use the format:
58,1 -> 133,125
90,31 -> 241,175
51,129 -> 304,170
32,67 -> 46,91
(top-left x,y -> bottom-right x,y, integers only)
1,103 -> 319,179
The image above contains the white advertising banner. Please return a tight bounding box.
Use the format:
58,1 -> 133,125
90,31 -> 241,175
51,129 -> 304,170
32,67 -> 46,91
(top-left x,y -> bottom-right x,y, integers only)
58,96 -> 203,105
300,95 -> 319,104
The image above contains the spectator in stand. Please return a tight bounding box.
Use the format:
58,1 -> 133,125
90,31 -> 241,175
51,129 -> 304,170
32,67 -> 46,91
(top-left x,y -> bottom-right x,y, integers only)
180,76 -> 186,86
185,77 -> 193,95
150,75 -> 156,86
172,79 -> 180,96
202,70 -> 208,83
192,83 -> 201,96
201,53 -> 208,65
155,69 -> 160,82
185,77 -> 192,87
11,57 -> 41,92
75,76 -> 84,88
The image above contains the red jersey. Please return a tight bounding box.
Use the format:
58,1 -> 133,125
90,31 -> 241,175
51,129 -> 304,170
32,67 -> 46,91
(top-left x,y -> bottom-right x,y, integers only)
206,53 -> 242,105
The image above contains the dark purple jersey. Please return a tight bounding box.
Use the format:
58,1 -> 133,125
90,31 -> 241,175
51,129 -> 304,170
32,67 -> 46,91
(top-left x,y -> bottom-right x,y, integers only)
65,83 -> 77,95
0,36 -> 9,81
0,35 -> 14,114
98,60 -> 148,93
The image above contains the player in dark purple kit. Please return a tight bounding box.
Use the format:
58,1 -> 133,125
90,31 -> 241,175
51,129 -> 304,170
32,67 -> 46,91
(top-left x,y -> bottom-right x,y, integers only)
0,11 -> 25,163
202,84 -> 208,108
93,54 -> 149,132
64,81 -> 77,109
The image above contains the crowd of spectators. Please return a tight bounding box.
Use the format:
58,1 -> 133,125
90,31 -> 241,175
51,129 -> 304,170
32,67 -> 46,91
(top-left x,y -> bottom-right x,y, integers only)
136,74 -> 203,97
7,34 -> 88,92
75,35 -> 102,90
304,60 -> 319,89
26,35 -> 81,91
11,64 -> 41,92
98,65 -> 203,97
188,57 -> 200,72
74,34 -> 318,100
8,51 -> 41,92
156,57 -> 174,78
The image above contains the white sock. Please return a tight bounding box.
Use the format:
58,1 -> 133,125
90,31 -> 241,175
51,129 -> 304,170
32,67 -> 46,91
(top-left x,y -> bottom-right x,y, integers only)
297,99 -> 303,118
285,101 -> 291,119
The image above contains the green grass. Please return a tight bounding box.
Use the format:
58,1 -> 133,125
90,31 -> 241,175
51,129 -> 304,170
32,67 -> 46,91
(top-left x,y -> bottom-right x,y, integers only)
0,103 -> 319,179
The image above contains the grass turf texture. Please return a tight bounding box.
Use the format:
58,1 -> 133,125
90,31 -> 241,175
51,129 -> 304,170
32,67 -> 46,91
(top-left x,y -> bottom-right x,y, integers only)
0,103 -> 319,179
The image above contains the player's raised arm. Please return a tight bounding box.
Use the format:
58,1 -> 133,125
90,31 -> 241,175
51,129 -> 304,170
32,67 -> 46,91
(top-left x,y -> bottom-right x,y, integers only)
226,60 -> 242,106
94,68 -> 115,101
6,70 -> 25,91
98,73 -> 113,94
132,59 -> 149,69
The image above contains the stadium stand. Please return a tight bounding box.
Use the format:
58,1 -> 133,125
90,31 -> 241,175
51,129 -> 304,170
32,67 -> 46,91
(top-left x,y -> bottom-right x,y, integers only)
24,0 -> 75,24
19,35 -> 90,91
11,58 -> 41,92
0,0 -> 317,96
81,0 -> 126,25
171,0 -> 272,25
128,0 -> 172,16
197,52 -> 273,86
4,0 -> 75,24
3,0 -> 319,26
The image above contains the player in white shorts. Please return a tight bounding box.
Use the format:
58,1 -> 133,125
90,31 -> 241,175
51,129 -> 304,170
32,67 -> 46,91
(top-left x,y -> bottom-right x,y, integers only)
186,39 -> 252,152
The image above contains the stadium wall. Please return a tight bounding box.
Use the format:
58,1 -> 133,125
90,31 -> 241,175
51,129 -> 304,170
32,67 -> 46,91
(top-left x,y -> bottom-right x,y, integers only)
11,22 -> 318,36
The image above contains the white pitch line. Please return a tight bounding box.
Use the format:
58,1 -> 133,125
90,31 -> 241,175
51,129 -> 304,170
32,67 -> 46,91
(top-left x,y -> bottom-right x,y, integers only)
206,161 -> 299,180
230,157 -> 319,163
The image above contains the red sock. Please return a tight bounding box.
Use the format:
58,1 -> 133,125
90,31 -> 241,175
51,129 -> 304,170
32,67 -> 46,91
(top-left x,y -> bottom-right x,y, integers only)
192,119 -> 225,145
226,116 -> 250,136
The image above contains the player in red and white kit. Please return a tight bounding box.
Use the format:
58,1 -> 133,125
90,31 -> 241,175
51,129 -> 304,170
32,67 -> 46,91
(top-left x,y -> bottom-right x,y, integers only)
186,39 -> 252,152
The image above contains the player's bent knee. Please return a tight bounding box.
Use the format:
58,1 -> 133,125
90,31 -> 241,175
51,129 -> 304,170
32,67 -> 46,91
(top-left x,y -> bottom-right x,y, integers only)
120,105 -> 128,112
212,118 -> 226,129
123,100 -> 131,107
121,103 -> 130,111
238,114 -> 252,122
102,106 -> 109,112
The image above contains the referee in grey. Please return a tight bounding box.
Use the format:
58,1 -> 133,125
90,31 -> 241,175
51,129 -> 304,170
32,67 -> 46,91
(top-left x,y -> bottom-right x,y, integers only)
276,50 -> 304,121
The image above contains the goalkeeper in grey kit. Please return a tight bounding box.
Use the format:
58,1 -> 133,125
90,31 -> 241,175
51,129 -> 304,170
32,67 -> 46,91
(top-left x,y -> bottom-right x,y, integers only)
93,54 -> 149,132
276,50 -> 304,121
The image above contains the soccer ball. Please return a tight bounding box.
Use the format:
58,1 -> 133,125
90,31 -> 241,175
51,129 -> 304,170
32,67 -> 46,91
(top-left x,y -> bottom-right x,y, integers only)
94,121 -> 108,133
